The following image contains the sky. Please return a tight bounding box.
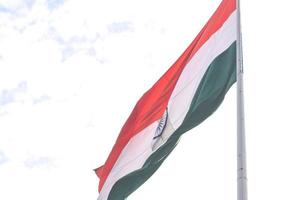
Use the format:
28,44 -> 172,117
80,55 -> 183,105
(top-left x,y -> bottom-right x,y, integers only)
0,0 -> 300,199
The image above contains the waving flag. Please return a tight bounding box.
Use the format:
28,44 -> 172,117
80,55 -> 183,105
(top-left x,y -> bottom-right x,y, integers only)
96,0 -> 237,199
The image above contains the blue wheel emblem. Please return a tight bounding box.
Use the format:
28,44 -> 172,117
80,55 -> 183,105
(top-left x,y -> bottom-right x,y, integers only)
153,108 -> 168,139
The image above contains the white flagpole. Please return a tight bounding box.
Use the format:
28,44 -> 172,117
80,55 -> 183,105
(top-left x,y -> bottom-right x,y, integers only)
236,0 -> 248,200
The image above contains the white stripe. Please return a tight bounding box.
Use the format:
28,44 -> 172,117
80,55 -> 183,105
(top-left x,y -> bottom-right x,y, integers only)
168,11 -> 237,129
98,10 -> 237,200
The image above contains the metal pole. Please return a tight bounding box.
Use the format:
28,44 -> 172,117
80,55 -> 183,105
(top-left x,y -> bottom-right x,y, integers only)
236,0 -> 248,200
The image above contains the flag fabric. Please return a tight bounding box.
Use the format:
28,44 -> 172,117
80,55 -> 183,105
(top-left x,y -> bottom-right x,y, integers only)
96,0 -> 237,199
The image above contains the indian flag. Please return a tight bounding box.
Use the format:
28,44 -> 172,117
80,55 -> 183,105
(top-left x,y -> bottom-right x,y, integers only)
96,0 -> 237,199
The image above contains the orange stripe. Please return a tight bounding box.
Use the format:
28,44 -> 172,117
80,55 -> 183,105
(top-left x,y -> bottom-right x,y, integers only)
97,0 -> 236,193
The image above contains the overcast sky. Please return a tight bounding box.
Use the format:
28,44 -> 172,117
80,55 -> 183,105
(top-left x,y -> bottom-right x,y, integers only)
1,0 -> 300,199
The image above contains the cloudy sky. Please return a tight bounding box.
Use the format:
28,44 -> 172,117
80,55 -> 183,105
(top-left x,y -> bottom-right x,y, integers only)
1,0 -> 300,199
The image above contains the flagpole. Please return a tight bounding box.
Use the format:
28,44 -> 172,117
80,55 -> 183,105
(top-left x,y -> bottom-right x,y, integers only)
236,0 -> 248,200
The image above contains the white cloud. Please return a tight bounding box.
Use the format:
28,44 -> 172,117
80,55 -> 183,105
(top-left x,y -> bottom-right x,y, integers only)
107,21 -> 134,34
32,94 -> 51,104
0,5 -> 10,13
46,0 -> 65,11
0,151 -> 9,165
0,0 -> 36,17
0,81 -> 27,106
24,156 -> 53,169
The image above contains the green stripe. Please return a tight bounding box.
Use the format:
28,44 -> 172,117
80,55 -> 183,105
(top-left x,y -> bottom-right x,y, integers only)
108,41 -> 237,200
175,41 -> 237,135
